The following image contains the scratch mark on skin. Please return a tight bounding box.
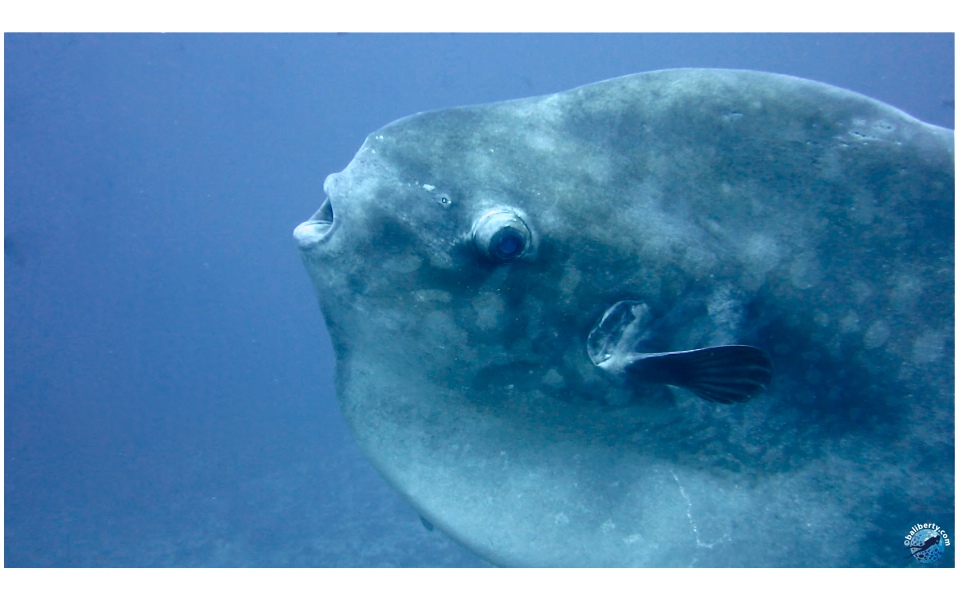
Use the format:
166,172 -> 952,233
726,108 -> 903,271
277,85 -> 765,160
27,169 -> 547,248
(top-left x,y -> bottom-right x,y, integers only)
672,471 -> 728,552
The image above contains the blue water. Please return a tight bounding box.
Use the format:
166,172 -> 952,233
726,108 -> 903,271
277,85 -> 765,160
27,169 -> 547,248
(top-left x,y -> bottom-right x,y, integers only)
4,33 -> 954,567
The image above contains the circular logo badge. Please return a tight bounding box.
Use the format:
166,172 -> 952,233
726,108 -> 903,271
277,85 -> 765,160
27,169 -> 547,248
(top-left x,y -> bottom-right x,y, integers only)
905,525 -> 948,564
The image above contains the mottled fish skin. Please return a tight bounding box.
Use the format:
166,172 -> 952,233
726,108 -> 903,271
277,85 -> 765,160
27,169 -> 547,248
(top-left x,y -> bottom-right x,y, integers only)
296,69 -> 954,567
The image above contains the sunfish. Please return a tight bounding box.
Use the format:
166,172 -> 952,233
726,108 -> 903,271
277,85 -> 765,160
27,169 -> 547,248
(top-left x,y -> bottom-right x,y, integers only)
295,69 -> 954,567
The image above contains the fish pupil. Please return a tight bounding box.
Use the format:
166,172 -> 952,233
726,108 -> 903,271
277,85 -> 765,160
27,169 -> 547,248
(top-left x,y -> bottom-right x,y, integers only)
495,230 -> 523,258
472,209 -> 532,263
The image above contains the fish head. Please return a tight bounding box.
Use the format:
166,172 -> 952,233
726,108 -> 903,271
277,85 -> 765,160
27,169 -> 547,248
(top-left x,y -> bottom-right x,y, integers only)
294,103 -> 673,412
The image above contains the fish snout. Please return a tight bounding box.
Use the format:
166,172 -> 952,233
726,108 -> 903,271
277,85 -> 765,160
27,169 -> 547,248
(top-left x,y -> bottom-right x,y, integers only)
294,196 -> 336,248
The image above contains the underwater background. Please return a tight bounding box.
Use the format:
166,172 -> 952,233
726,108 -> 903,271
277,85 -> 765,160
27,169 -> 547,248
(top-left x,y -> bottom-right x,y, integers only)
4,33 -> 954,567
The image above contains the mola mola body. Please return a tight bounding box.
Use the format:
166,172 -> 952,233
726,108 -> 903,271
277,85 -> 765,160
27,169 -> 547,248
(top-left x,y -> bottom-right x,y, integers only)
295,69 -> 954,567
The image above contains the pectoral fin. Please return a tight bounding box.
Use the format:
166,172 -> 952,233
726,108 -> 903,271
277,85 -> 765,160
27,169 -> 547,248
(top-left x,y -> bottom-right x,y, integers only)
626,345 -> 773,404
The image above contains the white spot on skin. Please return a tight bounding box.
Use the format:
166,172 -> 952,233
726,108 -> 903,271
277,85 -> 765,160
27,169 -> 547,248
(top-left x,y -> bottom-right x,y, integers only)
558,265 -> 581,297
705,285 -> 742,345
888,273 -> 923,314
428,251 -> 453,270
472,292 -> 504,331
382,255 -> 422,274
788,252 -> 821,289
414,289 -> 452,304
422,184 -> 436,191
541,369 -> 565,389
840,312 -> 861,334
849,190 -> 877,225
911,329 -> 946,364
851,281 -> 874,305
863,320 -> 891,350
740,232 -> 782,290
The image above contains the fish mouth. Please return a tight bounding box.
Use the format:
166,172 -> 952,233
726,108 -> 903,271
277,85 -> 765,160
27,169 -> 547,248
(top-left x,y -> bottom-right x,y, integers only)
293,197 -> 336,248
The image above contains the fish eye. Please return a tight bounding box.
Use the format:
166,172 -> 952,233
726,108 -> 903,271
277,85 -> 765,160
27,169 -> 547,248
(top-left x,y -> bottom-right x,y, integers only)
472,209 -> 532,262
